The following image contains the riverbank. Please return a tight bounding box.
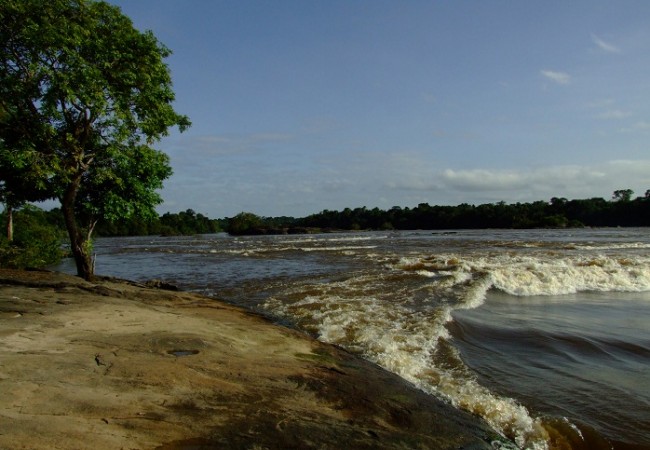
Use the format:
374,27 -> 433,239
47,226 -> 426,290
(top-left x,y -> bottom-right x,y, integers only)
0,268 -> 509,449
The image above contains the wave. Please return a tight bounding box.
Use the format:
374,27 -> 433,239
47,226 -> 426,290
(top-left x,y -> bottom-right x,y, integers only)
264,249 -> 650,447
90,230 -> 650,449
451,315 -> 650,364
391,253 -> 650,298
222,245 -> 378,255
263,272 -> 551,448
301,245 -> 378,252
574,242 -> 650,250
491,241 -> 650,251
121,244 -> 377,257
234,234 -> 383,245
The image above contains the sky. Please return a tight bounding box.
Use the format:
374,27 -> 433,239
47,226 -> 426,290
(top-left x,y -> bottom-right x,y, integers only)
108,0 -> 650,218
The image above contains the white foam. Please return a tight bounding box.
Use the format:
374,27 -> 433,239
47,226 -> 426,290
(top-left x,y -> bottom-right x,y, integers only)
263,274 -> 549,448
261,234 -> 650,448
390,252 -> 650,298
281,235 -> 383,245
301,245 -> 378,252
573,242 -> 650,250
487,254 -> 650,296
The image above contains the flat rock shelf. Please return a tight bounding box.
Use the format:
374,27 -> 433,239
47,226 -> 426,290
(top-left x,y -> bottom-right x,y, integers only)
0,269 -> 511,449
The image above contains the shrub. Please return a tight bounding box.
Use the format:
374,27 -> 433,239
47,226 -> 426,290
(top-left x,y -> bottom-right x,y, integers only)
0,206 -> 66,269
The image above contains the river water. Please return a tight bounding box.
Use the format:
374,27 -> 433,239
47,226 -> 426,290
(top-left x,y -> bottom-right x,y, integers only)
54,228 -> 650,449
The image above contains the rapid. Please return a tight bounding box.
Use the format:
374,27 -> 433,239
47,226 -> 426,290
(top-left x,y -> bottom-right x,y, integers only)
54,228 -> 650,449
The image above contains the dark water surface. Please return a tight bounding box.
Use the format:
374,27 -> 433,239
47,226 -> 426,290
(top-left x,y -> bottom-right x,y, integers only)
54,229 -> 650,449
450,291 -> 650,449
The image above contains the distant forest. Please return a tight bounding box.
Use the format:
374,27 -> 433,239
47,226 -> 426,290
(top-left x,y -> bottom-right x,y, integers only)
92,189 -> 650,236
4,190 -> 649,240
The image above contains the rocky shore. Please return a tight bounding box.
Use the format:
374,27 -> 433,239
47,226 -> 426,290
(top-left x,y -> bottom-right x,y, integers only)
0,268 -> 509,449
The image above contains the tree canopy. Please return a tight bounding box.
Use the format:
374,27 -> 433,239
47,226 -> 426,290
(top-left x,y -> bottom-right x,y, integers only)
295,192 -> 650,231
0,0 -> 190,279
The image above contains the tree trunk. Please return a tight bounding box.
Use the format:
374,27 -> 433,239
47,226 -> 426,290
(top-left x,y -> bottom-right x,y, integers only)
61,177 -> 94,281
6,204 -> 13,242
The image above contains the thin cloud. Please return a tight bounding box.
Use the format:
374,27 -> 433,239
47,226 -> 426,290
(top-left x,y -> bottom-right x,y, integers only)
541,70 -> 571,85
620,121 -> 650,132
441,169 -> 526,191
591,34 -> 621,53
172,132 -> 295,156
597,109 -> 632,120
585,98 -> 615,109
385,161 -> 650,204
421,92 -> 437,104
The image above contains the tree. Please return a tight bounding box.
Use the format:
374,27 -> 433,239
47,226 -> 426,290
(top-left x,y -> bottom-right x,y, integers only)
0,105 -> 54,241
0,144 -> 52,241
0,0 -> 190,279
612,189 -> 634,202
227,212 -> 263,235
0,204 -> 65,269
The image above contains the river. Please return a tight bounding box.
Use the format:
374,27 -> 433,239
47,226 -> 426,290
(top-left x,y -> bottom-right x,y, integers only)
54,228 -> 650,449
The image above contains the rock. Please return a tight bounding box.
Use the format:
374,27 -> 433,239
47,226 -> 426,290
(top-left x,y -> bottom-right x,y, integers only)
0,269 -> 510,449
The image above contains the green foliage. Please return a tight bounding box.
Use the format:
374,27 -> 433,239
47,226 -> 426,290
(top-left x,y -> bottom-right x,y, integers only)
298,189 -> 650,231
94,209 -> 223,237
0,0 -> 190,279
34,186 -> 650,241
159,209 -> 223,235
227,212 -> 264,235
224,213 -> 304,235
612,189 -> 634,202
0,141 -> 53,209
0,206 -> 65,268
76,144 -> 173,224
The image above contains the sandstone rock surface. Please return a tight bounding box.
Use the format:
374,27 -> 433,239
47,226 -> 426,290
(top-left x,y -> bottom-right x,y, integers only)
0,269 -> 507,449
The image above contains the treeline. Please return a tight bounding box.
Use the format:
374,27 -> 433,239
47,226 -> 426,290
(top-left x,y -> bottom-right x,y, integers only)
2,191 -> 649,269
236,190 -> 650,234
298,195 -> 650,231
95,209 -> 226,237
46,189 -> 650,237
0,207 -> 227,269
93,210 -> 301,237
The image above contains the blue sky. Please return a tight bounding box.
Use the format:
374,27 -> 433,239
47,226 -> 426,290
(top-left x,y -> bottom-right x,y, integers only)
109,0 -> 650,218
